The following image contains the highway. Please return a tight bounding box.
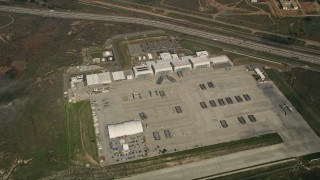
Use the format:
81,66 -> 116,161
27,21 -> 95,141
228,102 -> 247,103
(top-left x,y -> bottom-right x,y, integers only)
0,5 -> 320,65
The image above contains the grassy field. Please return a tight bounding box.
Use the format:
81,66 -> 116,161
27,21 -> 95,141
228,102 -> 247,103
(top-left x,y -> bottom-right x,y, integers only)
179,39 -> 223,54
0,12 -> 154,179
255,32 -> 306,46
66,101 -> 99,164
91,51 -> 102,59
167,12 -> 252,34
113,40 -> 132,70
265,68 -> 320,136
216,14 -> 274,28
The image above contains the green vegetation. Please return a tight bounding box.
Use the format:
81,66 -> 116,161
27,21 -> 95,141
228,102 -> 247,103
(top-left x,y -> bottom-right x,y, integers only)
179,39 -> 223,54
251,3 -> 271,13
167,12 -> 252,34
256,32 -> 306,46
114,40 -> 132,69
91,51 -> 102,59
216,14 -> 274,28
265,68 -> 320,136
300,152 -> 320,163
66,101 -> 99,164
235,0 -> 259,12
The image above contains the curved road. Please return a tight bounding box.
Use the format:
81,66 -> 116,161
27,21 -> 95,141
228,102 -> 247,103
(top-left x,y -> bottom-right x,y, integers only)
0,5 -> 319,65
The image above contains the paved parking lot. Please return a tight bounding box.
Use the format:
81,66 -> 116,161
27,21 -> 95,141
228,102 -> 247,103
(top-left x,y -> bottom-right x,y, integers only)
68,65 -> 312,166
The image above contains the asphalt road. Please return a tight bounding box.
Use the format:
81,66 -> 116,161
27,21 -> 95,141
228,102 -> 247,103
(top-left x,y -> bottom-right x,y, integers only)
0,5 -> 319,65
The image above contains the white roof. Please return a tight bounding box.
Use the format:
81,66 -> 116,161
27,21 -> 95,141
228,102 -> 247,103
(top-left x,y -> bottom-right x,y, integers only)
172,54 -> 179,58
147,53 -> 153,60
123,144 -> 129,151
171,59 -> 192,69
145,61 -> 156,66
127,75 -> 133,80
86,74 -> 99,86
108,120 -> 143,139
97,72 -> 112,84
160,52 -> 172,60
103,51 -> 113,57
254,68 -> 266,80
189,56 -> 210,67
152,62 -> 173,73
196,51 -> 209,57
112,71 -> 126,81
87,72 -> 111,86
209,55 -> 230,64
133,65 -> 153,76
180,56 -> 193,61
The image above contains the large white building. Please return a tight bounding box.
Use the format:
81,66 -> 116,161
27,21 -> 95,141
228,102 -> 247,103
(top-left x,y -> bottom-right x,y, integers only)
152,61 -> 173,75
112,71 -> 126,81
189,56 -> 211,69
86,72 -> 111,86
171,59 -> 192,72
209,55 -> 230,64
132,65 -> 154,78
107,120 -> 143,139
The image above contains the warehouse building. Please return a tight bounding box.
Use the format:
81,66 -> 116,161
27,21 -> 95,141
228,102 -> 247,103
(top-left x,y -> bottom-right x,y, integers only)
133,65 -> 154,78
112,71 -> 126,81
209,55 -> 230,64
152,61 -> 173,76
107,120 -> 143,139
189,56 -> 211,69
86,72 -> 111,87
171,59 -> 192,72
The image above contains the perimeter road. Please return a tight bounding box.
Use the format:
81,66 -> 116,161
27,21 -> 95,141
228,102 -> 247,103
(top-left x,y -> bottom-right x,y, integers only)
0,6 -> 320,66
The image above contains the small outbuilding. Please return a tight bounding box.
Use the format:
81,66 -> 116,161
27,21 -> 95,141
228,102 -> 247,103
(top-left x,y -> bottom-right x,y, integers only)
196,51 -> 209,57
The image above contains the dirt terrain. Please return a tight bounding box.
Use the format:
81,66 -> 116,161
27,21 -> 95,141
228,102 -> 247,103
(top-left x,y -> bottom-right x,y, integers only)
0,11 -> 154,179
